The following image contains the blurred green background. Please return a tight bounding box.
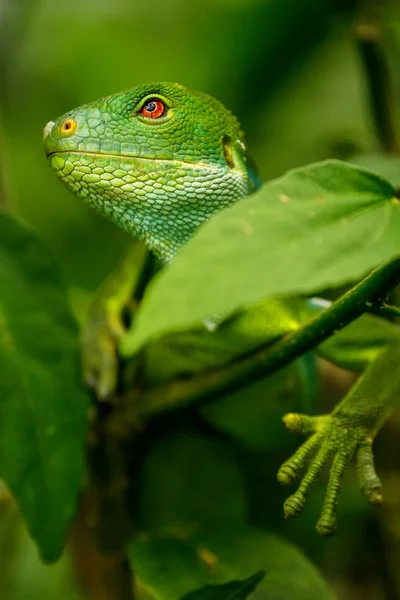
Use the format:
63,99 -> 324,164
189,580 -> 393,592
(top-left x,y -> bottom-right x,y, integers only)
1,0 -> 400,598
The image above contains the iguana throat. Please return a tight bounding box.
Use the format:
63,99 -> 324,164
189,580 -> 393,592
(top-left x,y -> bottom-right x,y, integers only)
43,82 -> 257,262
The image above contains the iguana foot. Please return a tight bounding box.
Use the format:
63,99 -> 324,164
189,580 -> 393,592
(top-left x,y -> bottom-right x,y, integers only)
80,246 -> 145,400
277,411 -> 382,535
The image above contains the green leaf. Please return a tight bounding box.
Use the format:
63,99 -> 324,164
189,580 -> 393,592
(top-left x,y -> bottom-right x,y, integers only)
141,298 -> 305,385
130,524 -> 335,600
122,160 -> 400,355
0,212 -> 89,562
180,571 -> 265,600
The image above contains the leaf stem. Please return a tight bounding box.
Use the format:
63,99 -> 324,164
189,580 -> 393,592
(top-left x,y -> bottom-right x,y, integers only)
135,259 -> 400,418
369,302 -> 400,319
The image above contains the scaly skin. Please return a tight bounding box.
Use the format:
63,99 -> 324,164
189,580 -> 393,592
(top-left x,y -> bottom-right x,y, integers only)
44,82 -> 400,534
43,82 -> 256,262
278,341 -> 400,534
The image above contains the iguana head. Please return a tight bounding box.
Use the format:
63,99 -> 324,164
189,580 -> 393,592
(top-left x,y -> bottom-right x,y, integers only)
43,82 -> 258,262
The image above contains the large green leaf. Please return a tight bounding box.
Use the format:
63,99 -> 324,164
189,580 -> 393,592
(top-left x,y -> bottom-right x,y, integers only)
180,571 -> 265,600
141,298 -> 305,385
130,524 -> 335,600
122,160 -> 399,355
0,213 -> 89,562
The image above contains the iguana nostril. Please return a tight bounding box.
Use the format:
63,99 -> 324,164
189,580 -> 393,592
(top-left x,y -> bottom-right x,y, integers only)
42,121 -> 55,141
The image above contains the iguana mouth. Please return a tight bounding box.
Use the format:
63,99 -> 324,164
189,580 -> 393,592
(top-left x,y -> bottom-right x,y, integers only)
46,150 -> 212,169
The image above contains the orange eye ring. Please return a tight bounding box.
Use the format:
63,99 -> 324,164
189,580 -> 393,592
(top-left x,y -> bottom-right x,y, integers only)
140,99 -> 166,119
59,118 -> 77,137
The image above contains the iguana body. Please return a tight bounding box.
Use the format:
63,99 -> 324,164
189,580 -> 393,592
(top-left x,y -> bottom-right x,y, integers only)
44,82 -> 400,535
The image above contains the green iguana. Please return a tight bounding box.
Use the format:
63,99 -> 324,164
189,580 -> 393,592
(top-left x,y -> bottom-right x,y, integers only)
43,82 -> 400,536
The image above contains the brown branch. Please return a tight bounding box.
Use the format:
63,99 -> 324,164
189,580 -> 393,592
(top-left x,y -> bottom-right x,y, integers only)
69,494 -> 134,600
69,413 -> 136,600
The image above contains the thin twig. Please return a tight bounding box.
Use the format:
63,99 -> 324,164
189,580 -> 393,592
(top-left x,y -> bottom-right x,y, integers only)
369,302 -> 400,319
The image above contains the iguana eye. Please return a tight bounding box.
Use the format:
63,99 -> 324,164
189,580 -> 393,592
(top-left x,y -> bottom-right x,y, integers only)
140,98 -> 166,119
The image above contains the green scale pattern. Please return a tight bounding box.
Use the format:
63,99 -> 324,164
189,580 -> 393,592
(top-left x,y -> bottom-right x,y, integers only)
44,82 -> 253,262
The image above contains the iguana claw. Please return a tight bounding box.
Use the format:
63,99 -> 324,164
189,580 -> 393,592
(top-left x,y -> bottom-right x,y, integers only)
82,312 -> 126,400
80,246 -> 146,400
277,343 -> 400,534
277,411 -> 382,535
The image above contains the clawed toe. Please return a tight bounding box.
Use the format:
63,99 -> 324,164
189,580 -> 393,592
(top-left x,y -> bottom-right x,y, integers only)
278,410 -> 381,534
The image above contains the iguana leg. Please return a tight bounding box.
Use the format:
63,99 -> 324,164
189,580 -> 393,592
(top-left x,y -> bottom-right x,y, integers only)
82,245 -> 154,399
278,341 -> 400,535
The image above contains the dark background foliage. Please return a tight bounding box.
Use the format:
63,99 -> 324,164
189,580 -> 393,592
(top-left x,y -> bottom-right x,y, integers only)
1,0 -> 400,598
